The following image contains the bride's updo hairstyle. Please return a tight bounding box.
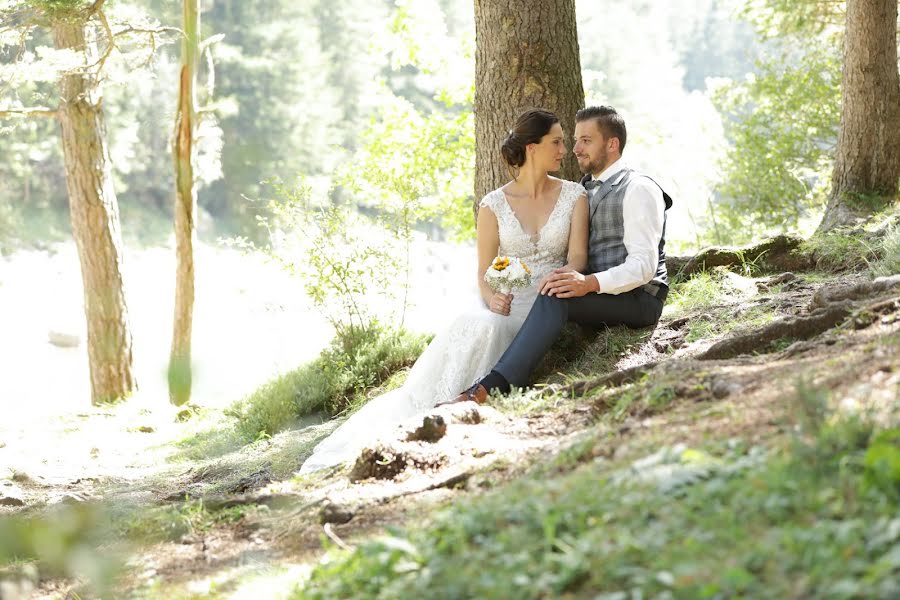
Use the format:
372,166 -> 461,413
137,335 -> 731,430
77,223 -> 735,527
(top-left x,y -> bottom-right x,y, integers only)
500,108 -> 560,176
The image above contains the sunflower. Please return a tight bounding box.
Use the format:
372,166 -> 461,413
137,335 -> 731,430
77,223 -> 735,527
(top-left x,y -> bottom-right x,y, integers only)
492,256 -> 510,271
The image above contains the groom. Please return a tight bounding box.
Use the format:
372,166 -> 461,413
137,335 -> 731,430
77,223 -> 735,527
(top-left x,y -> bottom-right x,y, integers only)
441,105 -> 673,405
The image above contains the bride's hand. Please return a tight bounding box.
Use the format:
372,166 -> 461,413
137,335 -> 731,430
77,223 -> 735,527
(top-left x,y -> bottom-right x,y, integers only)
489,292 -> 514,316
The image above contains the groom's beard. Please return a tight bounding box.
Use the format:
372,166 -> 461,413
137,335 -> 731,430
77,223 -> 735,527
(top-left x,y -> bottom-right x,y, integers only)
578,148 -> 609,176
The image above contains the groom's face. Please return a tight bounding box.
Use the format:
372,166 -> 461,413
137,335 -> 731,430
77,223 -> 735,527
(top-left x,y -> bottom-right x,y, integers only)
573,119 -> 612,176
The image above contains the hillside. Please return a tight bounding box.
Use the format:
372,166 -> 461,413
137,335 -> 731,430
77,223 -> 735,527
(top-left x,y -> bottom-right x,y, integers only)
1,228 -> 899,599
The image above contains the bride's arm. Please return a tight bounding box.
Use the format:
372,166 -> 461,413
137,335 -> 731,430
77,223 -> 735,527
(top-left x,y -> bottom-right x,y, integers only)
562,193 -> 589,272
476,206 -> 502,306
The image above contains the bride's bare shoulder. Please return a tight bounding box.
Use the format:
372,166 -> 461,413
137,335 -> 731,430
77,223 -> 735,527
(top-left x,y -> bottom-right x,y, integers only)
548,176 -> 579,187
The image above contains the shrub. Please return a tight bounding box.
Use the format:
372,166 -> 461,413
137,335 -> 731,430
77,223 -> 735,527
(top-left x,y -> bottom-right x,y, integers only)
228,324 -> 429,441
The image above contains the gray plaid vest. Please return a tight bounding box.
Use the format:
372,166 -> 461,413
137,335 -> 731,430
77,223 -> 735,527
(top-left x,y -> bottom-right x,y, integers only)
582,168 -> 673,287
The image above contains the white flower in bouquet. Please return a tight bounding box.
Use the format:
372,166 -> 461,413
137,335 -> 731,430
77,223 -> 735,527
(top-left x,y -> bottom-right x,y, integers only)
484,256 -> 532,295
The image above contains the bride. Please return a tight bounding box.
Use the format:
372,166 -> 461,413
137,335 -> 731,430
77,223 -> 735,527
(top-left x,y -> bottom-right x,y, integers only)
299,108 -> 588,473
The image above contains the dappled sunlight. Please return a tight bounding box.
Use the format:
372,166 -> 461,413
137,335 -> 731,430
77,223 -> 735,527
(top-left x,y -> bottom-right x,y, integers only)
1,0 -> 897,594
171,563 -> 312,600
0,236 -> 475,495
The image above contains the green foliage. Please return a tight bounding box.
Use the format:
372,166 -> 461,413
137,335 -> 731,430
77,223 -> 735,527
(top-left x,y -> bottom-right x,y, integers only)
690,306 -> 774,344
295,384 -> 900,599
609,379 -> 680,420
870,224 -> 900,278
253,178 -> 405,336
803,210 -> 900,275
711,38 -> 840,242
204,0 -> 346,237
741,0 -> 844,38
348,89 -> 475,240
227,323 -> 428,441
664,267 -> 784,344
17,1 -> 89,19
0,201 -> 21,247
328,0 -> 476,243
0,503 -> 121,596
801,231 -> 878,272
0,0 -> 190,245
666,268 -> 736,312
864,429 -> 900,501
120,499 -> 257,545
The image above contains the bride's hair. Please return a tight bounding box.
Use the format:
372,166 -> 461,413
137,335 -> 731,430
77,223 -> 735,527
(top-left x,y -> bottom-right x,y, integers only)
500,108 -> 560,172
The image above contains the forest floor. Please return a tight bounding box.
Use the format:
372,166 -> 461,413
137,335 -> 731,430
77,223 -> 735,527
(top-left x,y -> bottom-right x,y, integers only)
1,241 -> 899,599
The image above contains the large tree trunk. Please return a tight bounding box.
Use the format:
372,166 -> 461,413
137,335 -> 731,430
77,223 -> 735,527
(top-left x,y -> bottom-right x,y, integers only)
169,0 -> 200,406
53,20 -> 136,404
473,0 -> 585,214
817,0 -> 900,232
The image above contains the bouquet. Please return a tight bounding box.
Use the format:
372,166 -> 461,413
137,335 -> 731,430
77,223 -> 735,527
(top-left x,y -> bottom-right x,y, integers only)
484,255 -> 532,295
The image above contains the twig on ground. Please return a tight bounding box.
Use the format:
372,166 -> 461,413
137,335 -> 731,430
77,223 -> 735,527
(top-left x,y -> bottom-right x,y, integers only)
323,523 -> 353,551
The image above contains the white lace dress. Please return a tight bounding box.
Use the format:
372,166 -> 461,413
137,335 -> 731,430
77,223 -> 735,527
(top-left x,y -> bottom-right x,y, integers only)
299,180 -> 586,473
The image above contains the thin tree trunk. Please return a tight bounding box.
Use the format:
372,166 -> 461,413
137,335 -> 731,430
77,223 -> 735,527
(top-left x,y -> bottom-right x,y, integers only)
817,0 -> 900,232
169,0 -> 200,406
473,0 -> 585,216
53,20 -> 136,404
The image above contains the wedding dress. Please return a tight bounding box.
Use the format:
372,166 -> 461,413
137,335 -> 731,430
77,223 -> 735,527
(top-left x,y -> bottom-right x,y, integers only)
299,180 -> 586,473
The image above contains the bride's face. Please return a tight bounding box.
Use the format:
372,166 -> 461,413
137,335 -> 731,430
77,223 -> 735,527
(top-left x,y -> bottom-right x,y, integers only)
527,123 -> 566,172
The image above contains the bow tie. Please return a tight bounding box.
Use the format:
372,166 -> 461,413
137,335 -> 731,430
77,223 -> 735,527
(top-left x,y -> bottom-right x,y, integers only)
584,179 -> 603,190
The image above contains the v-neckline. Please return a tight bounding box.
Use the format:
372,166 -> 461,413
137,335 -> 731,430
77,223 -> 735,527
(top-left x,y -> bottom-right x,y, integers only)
500,181 -> 566,244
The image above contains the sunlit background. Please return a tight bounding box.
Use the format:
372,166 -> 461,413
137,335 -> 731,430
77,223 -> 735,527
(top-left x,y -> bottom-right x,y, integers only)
1,0 -> 837,412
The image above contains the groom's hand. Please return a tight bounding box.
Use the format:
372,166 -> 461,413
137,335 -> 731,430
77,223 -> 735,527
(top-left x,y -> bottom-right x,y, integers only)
540,269 -> 599,298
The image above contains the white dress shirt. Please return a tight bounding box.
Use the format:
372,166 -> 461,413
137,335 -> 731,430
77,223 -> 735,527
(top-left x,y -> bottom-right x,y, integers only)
587,159 -> 666,295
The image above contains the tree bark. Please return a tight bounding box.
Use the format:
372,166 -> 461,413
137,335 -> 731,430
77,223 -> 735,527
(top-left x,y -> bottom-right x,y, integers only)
817,0 -> 900,232
169,0 -> 200,406
53,19 -> 136,404
473,0 -> 585,214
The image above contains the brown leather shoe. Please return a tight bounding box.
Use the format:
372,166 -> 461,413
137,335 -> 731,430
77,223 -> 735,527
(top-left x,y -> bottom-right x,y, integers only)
436,383 -> 488,407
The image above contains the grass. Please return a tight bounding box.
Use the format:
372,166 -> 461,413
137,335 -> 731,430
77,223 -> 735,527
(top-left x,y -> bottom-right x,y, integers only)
607,379 -> 680,419
685,305 -> 776,344
660,267 -> 781,345
799,219 -> 899,277
119,498 -> 263,545
294,383 -> 900,599
225,324 -> 429,441
666,268 -> 746,315
532,325 -> 655,388
802,231 -> 877,272
870,223 -> 900,277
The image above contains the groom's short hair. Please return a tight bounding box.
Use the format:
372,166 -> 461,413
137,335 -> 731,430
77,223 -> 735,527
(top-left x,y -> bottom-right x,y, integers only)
576,106 -> 627,153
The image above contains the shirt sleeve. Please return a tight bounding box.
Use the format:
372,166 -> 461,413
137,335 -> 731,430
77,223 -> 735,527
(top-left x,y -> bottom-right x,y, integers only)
593,176 -> 665,295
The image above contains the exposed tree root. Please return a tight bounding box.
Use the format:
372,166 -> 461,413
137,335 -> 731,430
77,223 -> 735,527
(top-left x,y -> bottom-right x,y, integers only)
699,302 -> 854,360
700,288 -> 900,361
667,235 -> 811,280
810,275 -> 900,309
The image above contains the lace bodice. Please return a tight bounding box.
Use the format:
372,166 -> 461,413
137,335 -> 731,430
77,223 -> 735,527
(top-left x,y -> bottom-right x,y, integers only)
479,180 -> 586,282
